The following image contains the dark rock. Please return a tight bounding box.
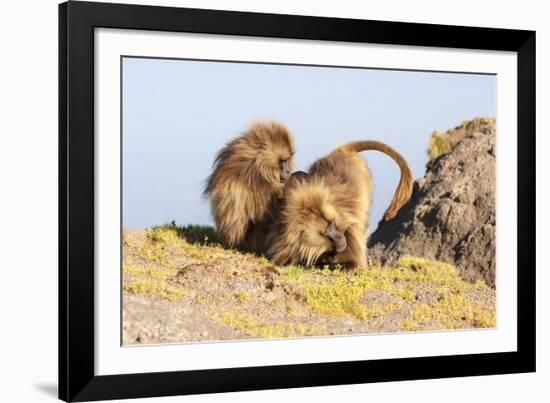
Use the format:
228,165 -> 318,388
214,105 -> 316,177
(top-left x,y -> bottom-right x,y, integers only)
368,118 -> 496,287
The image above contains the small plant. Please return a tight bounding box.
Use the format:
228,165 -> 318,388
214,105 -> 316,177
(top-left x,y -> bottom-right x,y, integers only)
427,117 -> 496,162
427,130 -> 451,161
285,265 -> 307,282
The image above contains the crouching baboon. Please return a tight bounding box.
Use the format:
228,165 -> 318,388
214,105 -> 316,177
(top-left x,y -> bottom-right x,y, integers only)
203,121 -> 295,253
267,140 -> 413,268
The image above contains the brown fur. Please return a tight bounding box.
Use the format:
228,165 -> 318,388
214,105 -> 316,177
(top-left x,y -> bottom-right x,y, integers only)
204,121 -> 295,253
268,140 -> 412,268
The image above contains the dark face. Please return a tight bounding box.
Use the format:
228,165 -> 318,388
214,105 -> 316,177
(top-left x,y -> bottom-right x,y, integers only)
324,221 -> 347,253
279,158 -> 292,182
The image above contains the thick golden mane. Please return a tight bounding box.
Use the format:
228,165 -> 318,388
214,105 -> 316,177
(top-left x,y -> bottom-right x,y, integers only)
269,138 -> 411,269
269,181 -> 347,266
203,121 -> 295,250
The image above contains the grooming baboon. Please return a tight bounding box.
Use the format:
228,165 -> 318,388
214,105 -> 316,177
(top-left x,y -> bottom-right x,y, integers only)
204,121 -> 295,253
267,141 -> 413,268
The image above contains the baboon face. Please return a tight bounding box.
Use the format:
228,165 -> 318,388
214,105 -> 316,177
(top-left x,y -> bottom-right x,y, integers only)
278,158 -> 292,182
244,122 -> 295,186
324,221 -> 347,253
254,134 -> 294,185
284,184 -> 348,264
298,206 -> 347,257
253,143 -> 293,185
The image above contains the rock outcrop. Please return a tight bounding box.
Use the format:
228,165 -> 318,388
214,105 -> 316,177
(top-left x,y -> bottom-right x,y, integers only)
368,118 -> 496,287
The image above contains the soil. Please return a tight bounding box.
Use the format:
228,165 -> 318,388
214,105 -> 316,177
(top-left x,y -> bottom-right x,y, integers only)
122,227 -> 495,345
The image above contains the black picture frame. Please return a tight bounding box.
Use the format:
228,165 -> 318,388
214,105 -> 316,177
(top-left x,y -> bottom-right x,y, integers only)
59,1 -> 536,401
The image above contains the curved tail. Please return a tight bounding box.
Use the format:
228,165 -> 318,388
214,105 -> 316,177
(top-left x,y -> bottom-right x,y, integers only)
336,140 -> 413,220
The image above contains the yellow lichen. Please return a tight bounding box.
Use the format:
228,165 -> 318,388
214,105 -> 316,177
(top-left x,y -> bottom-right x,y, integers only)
211,310 -> 323,338
182,243 -> 225,264
123,262 -> 184,301
145,226 -> 180,244
403,292 -> 495,330
125,279 -> 185,302
279,257 -> 493,330
233,290 -> 249,303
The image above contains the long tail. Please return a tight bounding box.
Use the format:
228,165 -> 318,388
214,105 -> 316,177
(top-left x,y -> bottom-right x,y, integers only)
336,140 -> 413,220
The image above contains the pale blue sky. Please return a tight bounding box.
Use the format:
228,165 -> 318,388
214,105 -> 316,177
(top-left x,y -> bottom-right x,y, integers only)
122,57 -> 496,233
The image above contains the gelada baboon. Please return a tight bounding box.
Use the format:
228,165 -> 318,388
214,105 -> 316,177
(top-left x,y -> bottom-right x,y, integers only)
267,140 -> 413,268
204,121 -> 295,253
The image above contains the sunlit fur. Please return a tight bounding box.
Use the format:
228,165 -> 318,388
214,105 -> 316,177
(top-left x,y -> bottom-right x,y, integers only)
204,121 -> 295,253
268,140 -> 413,268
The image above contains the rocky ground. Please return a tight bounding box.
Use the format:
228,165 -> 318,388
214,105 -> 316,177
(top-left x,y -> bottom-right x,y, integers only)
368,118 -> 496,287
123,225 -> 495,345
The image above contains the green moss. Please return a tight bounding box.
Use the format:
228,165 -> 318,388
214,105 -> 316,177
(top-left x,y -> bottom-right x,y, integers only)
392,257 -> 495,330
145,226 -> 180,244
279,257 -> 493,329
125,279 -> 185,302
305,279 -> 401,321
285,265 -> 308,282
123,262 -> 185,301
123,263 -> 168,280
183,243 -> 226,264
302,268 -> 407,321
137,243 -> 167,263
473,279 -> 489,289
471,306 -> 496,327
403,292 -> 495,330
136,225 -> 229,265
211,310 -> 323,338
395,256 -> 462,287
135,227 -> 181,263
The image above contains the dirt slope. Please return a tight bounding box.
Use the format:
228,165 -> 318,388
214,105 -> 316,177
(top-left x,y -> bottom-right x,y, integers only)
123,226 -> 495,345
